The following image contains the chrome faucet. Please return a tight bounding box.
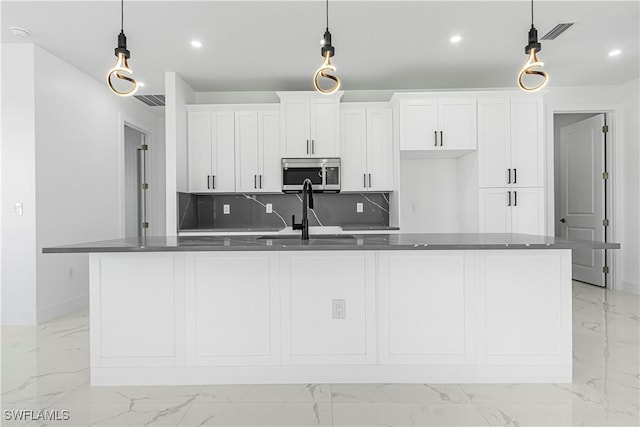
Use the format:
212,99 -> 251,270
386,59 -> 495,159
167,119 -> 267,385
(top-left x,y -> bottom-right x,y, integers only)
292,178 -> 314,240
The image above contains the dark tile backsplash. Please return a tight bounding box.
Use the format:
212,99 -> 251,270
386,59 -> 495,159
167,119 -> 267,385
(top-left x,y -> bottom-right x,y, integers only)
178,192 -> 390,231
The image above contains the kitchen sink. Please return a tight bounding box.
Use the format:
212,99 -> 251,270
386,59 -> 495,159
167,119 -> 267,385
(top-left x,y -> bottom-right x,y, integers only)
257,234 -> 355,240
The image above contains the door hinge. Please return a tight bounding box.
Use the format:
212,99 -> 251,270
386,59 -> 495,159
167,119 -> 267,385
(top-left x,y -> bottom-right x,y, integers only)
142,222 -> 149,229
141,183 -> 149,190
603,266 -> 610,274
602,125 -> 609,133
141,144 -> 149,151
603,219 -> 610,226
602,172 -> 609,180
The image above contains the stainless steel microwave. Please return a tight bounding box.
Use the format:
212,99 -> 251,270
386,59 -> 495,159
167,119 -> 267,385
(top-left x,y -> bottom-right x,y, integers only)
281,158 -> 341,192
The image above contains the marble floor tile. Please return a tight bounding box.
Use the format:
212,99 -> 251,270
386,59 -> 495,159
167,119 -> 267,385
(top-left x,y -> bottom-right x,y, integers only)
331,384 -> 471,404
332,402 -> 490,426
194,384 -> 331,403
177,402 -> 333,426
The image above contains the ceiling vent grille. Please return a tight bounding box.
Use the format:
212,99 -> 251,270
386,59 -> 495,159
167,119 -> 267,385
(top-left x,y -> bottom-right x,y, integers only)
541,23 -> 575,40
135,95 -> 165,106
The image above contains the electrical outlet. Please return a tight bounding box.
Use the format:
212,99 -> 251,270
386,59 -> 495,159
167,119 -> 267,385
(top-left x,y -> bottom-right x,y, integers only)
266,203 -> 273,213
223,204 -> 230,214
332,299 -> 346,319
68,268 -> 74,280
14,203 -> 23,216
356,203 -> 363,213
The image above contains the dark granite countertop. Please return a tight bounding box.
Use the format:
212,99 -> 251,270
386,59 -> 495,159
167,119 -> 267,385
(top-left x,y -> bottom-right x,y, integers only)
43,233 -> 619,253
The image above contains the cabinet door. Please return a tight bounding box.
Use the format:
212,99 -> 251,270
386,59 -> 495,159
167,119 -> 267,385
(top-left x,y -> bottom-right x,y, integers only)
281,98 -> 310,157
378,251 -> 473,365
258,110 -> 281,192
478,98 -> 511,187
438,98 -> 477,150
340,108 -> 368,191
366,108 -> 394,191
310,97 -> 340,157
235,111 -> 260,193
185,252 -> 280,366
211,111 -> 236,192
511,98 -> 543,187
511,188 -> 545,235
479,188 -> 511,233
187,112 -> 213,192
399,99 -> 438,150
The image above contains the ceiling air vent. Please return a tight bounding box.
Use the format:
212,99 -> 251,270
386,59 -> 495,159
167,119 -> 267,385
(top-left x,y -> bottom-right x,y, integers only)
135,95 -> 165,107
541,23 -> 575,40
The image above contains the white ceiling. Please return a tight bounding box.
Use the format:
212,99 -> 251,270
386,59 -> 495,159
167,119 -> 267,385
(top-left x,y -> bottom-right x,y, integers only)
2,1 -> 639,95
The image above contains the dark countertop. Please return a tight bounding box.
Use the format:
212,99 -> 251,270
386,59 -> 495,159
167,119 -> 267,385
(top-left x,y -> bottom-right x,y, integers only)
43,233 -> 620,254
179,225 -> 400,232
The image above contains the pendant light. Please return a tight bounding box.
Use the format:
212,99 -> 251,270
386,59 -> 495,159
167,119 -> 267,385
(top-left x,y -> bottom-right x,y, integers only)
517,0 -> 549,92
313,0 -> 341,95
107,0 -> 138,96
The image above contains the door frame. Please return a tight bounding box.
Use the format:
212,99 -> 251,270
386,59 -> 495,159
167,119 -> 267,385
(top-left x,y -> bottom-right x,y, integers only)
118,114 -> 153,238
546,103 -> 621,289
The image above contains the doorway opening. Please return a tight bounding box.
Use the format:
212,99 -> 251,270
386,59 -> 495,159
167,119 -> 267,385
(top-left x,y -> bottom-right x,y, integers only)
124,124 -> 149,238
554,112 -> 611,288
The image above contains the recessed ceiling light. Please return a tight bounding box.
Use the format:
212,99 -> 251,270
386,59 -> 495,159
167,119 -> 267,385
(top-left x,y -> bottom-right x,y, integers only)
191,40 -> 202,48
10,26 -> 29,38
608,49 -> 622,57
450,35 -> 462,44
138,82 -> 145,87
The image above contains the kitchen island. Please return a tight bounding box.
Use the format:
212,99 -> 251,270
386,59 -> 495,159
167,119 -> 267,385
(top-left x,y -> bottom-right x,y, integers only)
44,233 -> 618,386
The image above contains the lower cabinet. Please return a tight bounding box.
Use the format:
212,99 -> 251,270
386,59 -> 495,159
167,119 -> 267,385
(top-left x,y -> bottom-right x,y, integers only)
378,251 -> 475,365
479,187 -> 545,234
184,252 -> 280,366
280,251 -> 376,365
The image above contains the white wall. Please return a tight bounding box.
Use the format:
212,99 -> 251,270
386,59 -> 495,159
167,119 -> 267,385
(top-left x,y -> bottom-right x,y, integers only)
1,44 -> 37,325
545,81 -> 639,294
164,72 -> 195,236
1,43 -> 165,324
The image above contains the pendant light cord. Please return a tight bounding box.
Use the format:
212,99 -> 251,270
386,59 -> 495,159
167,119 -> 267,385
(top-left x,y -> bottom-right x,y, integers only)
326,0 -> 329,31
531,0 -> 534,28
121,0 -> 124,32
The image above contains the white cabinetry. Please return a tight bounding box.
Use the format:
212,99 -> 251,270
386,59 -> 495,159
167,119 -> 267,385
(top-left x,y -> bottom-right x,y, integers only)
235,109 -> 280,192
278,91 -> 343,158
280,251 -> 376,365
187,111 -> 235,193
378,251 -> 474,365
479,187 -> 545,234
341,104 -> 394,191
185,252 -> 280,366
396,94 -> 477,153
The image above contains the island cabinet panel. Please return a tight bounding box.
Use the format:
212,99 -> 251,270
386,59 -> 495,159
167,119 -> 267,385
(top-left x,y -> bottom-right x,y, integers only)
90,253 -> 177,366
378,251 -> 475,365
280,251 -> 376,365
475,250 -> 572,375
184,252 -> 280,366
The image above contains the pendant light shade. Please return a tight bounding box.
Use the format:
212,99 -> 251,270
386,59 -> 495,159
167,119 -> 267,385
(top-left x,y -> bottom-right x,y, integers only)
313,0 -> 341,94
107,0 -> 138,96
517,0 -> 548,92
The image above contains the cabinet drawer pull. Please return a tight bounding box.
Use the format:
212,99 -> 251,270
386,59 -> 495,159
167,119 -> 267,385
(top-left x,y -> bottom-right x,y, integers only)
514,190 -> 518,206
508,191 -> 512,206
363,173 -> 367,188
306,139 -> 309,154
312,139 -> 315,154
440,131 -> 443,146
212,175 -> 215,189
369,173 -> 372,188
513,168 -> 517,184
259,174 -> 262,189
508,169 -> 511,184
207,175 -> 210,189
434,131 -> 438,147
254,175 -> 257,189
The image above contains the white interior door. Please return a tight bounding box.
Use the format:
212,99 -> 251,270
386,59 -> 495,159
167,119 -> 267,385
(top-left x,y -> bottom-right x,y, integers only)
559,114 -> 605,286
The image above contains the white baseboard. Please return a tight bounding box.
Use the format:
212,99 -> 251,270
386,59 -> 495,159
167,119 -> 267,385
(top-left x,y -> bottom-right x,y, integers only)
1,309 -> 37,326
37,293 -> 88,323
617,280 -> 640,295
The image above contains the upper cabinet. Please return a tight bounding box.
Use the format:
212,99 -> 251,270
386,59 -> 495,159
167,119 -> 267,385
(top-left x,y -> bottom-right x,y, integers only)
235,109 -> 281,193
341,104 -> 394,192
278,91 -> 343,158
478,97 -> 544,188
187,111 -> 235,193
395,94 -> 477,153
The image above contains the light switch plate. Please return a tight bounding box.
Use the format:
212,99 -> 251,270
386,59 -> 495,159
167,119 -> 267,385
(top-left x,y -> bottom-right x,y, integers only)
14,203 -> 23,216
332,299 -> 346,319
223,204 -> 230,214
356,203 -> 363,213
266,203 -> 273,213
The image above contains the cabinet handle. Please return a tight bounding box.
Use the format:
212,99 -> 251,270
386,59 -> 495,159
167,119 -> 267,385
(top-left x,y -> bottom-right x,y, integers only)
207,175 -> 210,189
312,139 -> 315,154
363,173 -> 367,188
513,168 -> 517,184
254,174 -> 257,189
440,131 -> 443,146
508,169 -> 511,184
306,139 -> 309,154
434,131 -> 438,147
212,175 -> 215,189
514,191 -> 518,206
508,191 -> 512,206
368,173 -> 372,188
259,174 -> 262,189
